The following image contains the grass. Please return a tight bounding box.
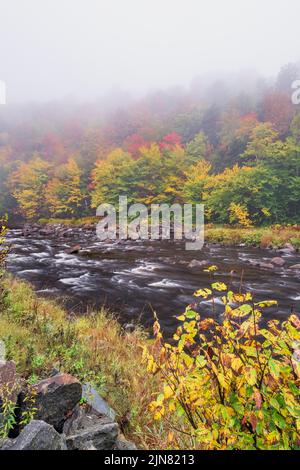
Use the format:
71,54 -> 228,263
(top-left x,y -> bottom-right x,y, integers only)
1,274 -> 299,449
0,276 -> 172,449
205,225 -> 300,249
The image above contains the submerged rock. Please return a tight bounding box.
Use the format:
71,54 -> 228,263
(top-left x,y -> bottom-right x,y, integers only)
258,262 -> 274,269
290,264 -> 300,270
65,244 -> 82,254
63,405 -> 118,450
270,257 -> 285,267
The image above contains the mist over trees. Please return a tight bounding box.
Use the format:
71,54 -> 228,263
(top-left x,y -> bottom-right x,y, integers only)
1,64 -> 300,225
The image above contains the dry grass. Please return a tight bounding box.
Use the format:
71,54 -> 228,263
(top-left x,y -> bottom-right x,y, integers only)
0,276 -> 173,449
205,225 -> 300,249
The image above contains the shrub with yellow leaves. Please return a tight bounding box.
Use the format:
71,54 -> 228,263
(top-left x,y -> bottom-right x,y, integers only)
143,271 -> 300,450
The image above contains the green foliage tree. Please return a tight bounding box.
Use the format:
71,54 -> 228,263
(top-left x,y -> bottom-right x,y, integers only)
45,158 -> 84,217
10,156 -> 51,220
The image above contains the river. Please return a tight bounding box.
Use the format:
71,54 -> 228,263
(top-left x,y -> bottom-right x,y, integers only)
6,228 -> 300,333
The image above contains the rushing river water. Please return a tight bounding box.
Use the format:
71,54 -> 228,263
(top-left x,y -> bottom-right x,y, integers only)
6,229 -> 300,333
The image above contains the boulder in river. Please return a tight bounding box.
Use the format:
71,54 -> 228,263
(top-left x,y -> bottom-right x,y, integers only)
258,262 -> 274,269
65,244 -> 82,254
270,257 -> 285,267
279,243 -> 296,254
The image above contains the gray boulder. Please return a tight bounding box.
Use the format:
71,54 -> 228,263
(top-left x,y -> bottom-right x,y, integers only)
31,373 -> 82,432
82,383 -> 116,421
2,420 -> 67,450
63,405 -> 118,450
270,257 -> 285,267
188,259 -> 208,269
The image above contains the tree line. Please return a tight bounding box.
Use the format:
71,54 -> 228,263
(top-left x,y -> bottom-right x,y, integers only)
0,63 -> 300,226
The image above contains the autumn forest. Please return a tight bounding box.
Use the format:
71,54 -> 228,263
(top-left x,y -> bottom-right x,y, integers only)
1,63 -> 300,227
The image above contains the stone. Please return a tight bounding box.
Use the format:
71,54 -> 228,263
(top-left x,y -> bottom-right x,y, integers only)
63,405 -> 118,450
0,361 -> 18,403
65,244 -> 82,254
32,373 -> 82,432
4,420 -> 67,450
82,383 -> 116,421
290,264 -> 300,270
0,437 -> 15,450
187,259 -> 208,269
270,257 -> 285,267
66,421 -> 119,450
258,262 -> 274,269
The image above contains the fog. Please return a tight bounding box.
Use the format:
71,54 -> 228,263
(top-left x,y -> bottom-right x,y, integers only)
1,0 -> 300,103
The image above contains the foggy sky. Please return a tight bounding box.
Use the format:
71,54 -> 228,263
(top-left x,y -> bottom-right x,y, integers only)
1,0 -> 300,103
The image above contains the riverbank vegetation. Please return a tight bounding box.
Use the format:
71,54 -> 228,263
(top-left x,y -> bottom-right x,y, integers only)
1,275 -> 299,449
25,218 -> 300,250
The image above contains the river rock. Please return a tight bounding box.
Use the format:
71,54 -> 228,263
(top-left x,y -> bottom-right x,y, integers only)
289,264 -> 300,270
270,257 -> 285,267
0,437 -> 15,450
32,373 -> 82,432
3,420 -> 67,450
82,383 -> 116,421
65,244 -> 82,254
63,405 -> 118,450
188,259 -> 208,269
258,262 -> 274,269
22,224 -> 39,237
279,243 -> 296,254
